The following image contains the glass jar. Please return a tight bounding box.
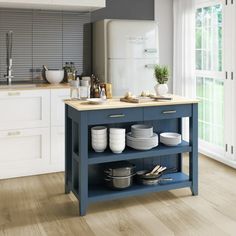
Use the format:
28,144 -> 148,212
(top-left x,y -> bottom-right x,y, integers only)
70,80 -> 80,100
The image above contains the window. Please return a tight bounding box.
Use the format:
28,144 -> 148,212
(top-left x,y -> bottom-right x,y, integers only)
195,3 -> 224,148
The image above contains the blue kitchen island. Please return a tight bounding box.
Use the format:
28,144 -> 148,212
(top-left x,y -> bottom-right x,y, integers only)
64,95 -> 198,216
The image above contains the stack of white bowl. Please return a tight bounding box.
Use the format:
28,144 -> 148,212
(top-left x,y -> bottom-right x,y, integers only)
127,124 -> 158,150
109,128 -> 126,154
91,126 -> 107,152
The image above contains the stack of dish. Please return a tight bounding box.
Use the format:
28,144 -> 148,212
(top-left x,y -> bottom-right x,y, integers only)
104,161 -> 136,190
131,124 -> 153,138
127,124 -> 158,150
91,126 -> 107,152
160,132 -> 181,146
109,128 -> 126,154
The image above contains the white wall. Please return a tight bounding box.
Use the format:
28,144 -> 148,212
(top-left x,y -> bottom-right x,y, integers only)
155,0 -> 174,92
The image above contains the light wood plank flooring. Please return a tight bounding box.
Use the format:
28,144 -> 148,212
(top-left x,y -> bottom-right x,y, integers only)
0,155 -> 236,236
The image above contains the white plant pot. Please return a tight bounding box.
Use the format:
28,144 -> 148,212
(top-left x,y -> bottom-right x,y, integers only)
155,84 -> 168,96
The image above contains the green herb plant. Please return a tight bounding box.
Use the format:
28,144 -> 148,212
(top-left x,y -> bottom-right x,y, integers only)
154,65 -> 169,84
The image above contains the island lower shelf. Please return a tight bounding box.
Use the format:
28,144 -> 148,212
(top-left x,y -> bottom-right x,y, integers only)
75,172 -> 191,203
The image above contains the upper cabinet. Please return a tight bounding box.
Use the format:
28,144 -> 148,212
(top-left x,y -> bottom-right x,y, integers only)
0,0 -> 106,11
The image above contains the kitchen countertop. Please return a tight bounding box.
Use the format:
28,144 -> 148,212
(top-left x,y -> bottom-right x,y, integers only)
65,94 -> 199,111
0,83 -> 70,91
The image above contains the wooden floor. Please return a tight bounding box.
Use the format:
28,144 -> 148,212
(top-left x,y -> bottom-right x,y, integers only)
1,155 -> 236,236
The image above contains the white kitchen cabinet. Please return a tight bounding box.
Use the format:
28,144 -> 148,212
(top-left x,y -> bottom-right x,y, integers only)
0,87 -> 70,179
0,89 -> 50,131
0,0 -> 105,11
51,127 -> 65,169
50,89 -> 70,171
51,89 -> 70,127
0,127 -> 50,179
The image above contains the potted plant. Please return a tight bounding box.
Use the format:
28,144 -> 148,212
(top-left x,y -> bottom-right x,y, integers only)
154,65 -> 169,96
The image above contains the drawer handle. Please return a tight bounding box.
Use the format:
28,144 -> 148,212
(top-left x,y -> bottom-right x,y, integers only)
108,114 -> 125,118
8,131 -> 21,136
162,110 -> 177,114
8,92 -> 21,96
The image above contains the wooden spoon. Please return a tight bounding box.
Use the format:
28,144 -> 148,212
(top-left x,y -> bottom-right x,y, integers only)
145,165 -> 160,176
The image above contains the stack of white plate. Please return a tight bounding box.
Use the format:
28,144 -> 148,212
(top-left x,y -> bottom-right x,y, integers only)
91,126 -> 107,152
126,124 -> 158,150
131,124 -> 153,138
160,132 -> 181,146
109,128 -> 126,154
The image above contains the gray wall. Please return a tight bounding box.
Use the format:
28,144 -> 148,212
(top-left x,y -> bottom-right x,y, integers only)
0,9 -> 91,82
92,0 -> 154,22
155,0 -> 173,92
0,0 -> 174,85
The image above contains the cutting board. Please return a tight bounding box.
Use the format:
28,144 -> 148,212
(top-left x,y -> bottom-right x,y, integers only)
120,96 -> 173,104
120,97 -> 154,103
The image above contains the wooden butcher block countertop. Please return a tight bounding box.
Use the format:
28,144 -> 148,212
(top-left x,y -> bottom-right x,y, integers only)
65,94 -> 199,111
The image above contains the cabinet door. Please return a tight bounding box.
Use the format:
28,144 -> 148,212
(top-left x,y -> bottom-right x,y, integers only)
0,89 -> 50,130
51,89 -> 70,127
51,126 -> 65,169
0,128 -> 50,179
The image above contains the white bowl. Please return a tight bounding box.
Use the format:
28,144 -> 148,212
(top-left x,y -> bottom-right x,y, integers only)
92,134 -> 107,139
109,137 -> 125,141
87,98 -> 107,105
45,70 -> 64,84
109,128 -> 126,135
92,143 -> 107,153
109,140 -> 126,145
91,126 -> 107,135
109,133 -> 125,138
109,144 -> 125,154
109,138 -> 125,143
160,132 -> 181,146
92,139 -> 107,144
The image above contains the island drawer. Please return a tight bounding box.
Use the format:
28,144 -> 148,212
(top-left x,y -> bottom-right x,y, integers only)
143,105 -> 192,121
88,108 -> 143,125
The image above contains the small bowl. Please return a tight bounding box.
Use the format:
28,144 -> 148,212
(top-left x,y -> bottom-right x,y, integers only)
109,141 -> 126,146
110,128 -> 126,135
92,143 -> 107,153
160,132 -> 181,146
92,134 -> 107,139
109,133 -> 125,138
91,126 -> 107,135
92,139 -> 107,145
110,144 -> 125,154
45,70 -> 64,84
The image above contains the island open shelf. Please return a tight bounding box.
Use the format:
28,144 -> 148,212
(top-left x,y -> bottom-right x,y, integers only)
87,172 -> 190,203
64,96 -> 198,216
87,141 -> 192,165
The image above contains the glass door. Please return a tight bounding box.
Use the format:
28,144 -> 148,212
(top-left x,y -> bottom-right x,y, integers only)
195,1 -> 225,159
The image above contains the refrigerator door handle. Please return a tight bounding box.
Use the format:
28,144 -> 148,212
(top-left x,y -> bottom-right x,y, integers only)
144,48 -> 157,53
145,64 -> 156,69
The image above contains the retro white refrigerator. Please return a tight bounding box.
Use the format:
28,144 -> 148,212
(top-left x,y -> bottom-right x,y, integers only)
93,19 -> 159,97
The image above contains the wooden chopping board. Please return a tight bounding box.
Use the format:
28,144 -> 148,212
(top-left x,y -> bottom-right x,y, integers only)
120,96 -> 173,104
